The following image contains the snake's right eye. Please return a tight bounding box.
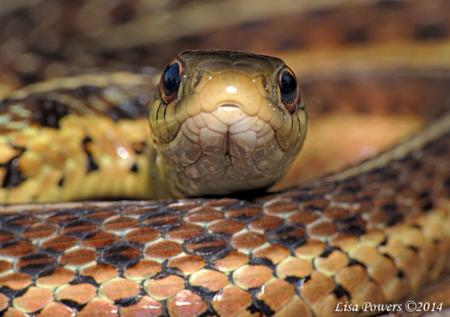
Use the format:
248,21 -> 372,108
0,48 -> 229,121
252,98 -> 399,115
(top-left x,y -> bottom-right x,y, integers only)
160,60 -> 184,104
278,66 -> 300,113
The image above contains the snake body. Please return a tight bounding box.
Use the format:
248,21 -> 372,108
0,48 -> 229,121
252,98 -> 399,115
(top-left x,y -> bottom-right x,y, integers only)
0,1 -> 450,316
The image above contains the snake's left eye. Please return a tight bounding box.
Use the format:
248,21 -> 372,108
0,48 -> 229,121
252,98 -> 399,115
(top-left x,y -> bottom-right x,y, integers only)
278,67 -> 300,113
160,60 -> 184,104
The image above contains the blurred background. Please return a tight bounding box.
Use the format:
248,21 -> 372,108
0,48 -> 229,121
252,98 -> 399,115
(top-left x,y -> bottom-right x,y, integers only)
0,0 -> 449,188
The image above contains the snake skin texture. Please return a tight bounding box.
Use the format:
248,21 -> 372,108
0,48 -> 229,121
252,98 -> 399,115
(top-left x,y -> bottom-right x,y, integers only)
0,73 -> 156,203
0,124 -> 449,316
0,0 -> 450,316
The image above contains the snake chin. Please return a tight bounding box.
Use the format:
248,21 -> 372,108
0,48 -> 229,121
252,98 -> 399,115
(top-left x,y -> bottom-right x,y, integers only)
160,105 -> 292,196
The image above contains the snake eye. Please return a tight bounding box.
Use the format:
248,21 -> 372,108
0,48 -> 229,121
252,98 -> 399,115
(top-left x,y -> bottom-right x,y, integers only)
160,60 -> 184,104
278,67 -> 300,113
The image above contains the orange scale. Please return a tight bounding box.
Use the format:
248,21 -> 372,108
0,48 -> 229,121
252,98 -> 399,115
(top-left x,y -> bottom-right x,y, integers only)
253,244 -> 289,264
232,264 -> 273,289
59,248 -> 96,266
6,216 -> 38,229
103,216 -> 139,232
212,285 -> 252,316
142,214 -> 181,227
36,302 -> 74,317
276,257 -> 313,279
360,230 -> 387,246
144,240 -> 182,259
349,244 -> 380,267
301,199 -> 329,211
167,290 -> 207,317
231,231 -> 267,250
314,250 -> 350,275
81,231 -> 119,249
2,308 -> 27,317
41,235 -> 77,252
121,296 -> 163,317
168,201 -> 201,211
12,287 -> 53,313
329,235 -> 359,252
334,265 -> 369,295
81,263 -> 117,284
0,240 -> 34,257
168,254 -> 205,275
55,283 -> 96,304
62,221 -> 97,236
167,224 -> 204,240
185,206 -> 224,223
351,281 -> 384,307
185,237 -> 227,256
214,251 -> 248,272
23,224 -> 56,240
125,227 -> 159,244
295,239 -> 326,258
299,271 -> 335,306
369,254 -> 399,285
47,213 -> 77,225
0,272 -> 32,290
323,207 -> 352,220
249,215 -> 284,231
189,269 -> 228,292
205,198 -> 239,207
288,211 -> 320,225
85,210 -> 117,222
311,293 -> 342,317
144,275 -> 185,300
207,219 -> 245,235
257,278 -> 295,312
124,259 -> 161,280
307,219 -> 338,237
276,296 -> 313,317
78,299 -> 118,317
225,207 -> 261,219
36,267 -> 74,288
100,278 -> 140,302
0,259 -> 12,273
15,253 -> 55,273
264,200 -> 298,215
367,209 -> 391,225
122,205 -> 160,215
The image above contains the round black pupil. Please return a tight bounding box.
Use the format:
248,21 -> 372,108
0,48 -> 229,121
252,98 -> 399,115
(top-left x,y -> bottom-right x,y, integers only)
163,62 -> 181,97
280,71 -> 297,105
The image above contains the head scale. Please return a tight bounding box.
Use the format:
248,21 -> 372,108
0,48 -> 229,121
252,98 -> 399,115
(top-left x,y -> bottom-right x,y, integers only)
149,50 -> 307,197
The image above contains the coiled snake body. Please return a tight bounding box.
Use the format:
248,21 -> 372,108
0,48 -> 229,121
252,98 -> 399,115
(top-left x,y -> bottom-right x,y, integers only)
0,1 -> 449,316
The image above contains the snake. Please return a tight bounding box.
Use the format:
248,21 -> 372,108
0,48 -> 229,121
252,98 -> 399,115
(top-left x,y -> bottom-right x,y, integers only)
0,0 -> 449,316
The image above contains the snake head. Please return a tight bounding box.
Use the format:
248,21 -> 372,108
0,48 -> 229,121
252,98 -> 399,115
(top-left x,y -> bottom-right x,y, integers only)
149,50 -> 307,197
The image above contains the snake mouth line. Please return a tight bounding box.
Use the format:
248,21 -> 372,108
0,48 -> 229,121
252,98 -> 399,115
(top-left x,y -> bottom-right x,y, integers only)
191,106 -> 275,155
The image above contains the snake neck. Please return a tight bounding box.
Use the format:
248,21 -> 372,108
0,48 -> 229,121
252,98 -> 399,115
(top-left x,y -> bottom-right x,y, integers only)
147,139 -> 184,200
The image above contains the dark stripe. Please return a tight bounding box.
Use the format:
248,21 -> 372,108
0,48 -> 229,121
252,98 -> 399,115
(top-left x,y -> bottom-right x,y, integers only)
81,136 -> 99,173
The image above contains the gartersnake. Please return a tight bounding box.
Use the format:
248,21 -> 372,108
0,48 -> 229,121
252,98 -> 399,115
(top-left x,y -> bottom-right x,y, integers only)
0,1 -> 449,316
